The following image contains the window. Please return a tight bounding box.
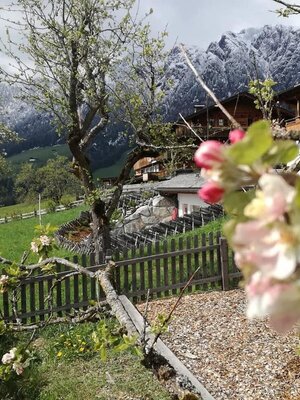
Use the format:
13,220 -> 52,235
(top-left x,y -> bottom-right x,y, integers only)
218,118 -> 224,126
209,118 -> 215,127
145,164 -> 160,173
182,204 -> 188,215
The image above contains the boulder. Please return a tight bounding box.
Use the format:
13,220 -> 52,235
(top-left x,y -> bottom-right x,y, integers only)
152,195 -> 176,208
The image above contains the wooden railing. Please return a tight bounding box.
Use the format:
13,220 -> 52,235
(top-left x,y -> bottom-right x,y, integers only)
0,232 -> 242,323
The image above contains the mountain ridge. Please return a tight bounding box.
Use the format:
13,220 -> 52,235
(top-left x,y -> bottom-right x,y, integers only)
1,24 -> 300,159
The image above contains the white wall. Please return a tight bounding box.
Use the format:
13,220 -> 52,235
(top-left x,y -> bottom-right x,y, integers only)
178,192 -> 208,217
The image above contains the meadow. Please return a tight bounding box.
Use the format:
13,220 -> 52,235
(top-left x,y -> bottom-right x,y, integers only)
0,205 -> 89,262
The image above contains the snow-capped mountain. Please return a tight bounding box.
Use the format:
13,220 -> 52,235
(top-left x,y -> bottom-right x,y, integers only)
162,25 -> 300,120
2,24 -> 300,156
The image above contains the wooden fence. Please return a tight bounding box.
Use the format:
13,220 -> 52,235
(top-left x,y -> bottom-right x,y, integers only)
0,199 -> 84,224
0,232 -> 242,323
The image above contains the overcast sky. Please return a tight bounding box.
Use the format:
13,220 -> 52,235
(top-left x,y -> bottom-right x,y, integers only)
1,0 -> 300,67
138,0 -> 300,49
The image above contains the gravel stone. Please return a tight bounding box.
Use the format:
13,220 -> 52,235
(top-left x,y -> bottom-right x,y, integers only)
137,289 -> 300,400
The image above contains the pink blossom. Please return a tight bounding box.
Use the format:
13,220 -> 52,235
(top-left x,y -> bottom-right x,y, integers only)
198,181 -> 224,203
0,275 -> 9,286
233,221 -> 299,280
229,129 -> 245,143
194,140 -> 224,170
245,272 -> 300,333
244,174 -> 296,222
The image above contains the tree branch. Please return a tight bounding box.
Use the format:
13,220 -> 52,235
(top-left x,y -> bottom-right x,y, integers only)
180,44 -> 241,129
179,113 -> 204,142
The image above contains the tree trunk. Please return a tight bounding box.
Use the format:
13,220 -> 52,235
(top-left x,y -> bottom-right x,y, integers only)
68,136 -> 111,260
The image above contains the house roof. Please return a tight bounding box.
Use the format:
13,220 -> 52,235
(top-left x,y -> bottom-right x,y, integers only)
156,172 -> 206,194
276,83 -> 300,102
177,91 -> 255,123
176,90 -> 293,125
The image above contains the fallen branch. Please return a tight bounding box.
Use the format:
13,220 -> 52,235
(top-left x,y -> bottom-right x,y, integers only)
7,304 -> 108,332
96,261 -> 138,337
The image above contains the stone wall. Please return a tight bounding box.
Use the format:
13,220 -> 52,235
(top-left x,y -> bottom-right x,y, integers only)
113,195 -> 176,235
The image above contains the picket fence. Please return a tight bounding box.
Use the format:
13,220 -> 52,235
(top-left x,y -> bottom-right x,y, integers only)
0,232 -> 242,323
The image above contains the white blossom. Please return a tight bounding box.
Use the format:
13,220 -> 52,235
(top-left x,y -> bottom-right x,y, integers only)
30,241 -> 39,253
2,348 -> 17,364
39,235 -> 51,246
12,361 -> 24,375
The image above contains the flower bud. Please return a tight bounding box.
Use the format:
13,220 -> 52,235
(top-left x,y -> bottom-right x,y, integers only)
194,140 -> 224,169
198,181 -> 224,203
229,129 -> 245,144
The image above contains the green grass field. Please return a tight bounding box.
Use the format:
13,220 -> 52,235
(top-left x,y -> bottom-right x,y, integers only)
0,200 -> 52,219
0,205 -> 89,262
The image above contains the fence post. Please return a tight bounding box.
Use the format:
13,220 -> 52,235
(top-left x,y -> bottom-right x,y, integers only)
219,237 -> 229,291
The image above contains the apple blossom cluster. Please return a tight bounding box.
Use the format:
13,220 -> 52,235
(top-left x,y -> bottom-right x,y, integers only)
30,224 -> 58,261
1,347 -> 26,376
31,235 -> 52,253
194,120 -> 300,333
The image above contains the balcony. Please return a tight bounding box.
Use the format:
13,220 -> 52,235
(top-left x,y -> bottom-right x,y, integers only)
286,117 -> 300,132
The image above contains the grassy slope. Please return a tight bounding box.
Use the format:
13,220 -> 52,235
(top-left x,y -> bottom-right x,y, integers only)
8,145 -> 130,178
8,144 -> 71,172
0,201 -> 51,218
0,205 -> 88,262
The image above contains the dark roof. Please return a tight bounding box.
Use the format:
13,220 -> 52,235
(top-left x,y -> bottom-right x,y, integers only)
176,90 -> 293,124
276,84 -> 300,102
156,172 -> 206,194
177,91 -> 255,123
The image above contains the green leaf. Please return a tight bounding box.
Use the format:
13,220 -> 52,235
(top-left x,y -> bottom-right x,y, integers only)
223,190 -> 255,216
263,140 -> 299,165
226,120 -> 273,165
100,345 -> 107,361
114,343 -> 129,352
222,219 -> 239,245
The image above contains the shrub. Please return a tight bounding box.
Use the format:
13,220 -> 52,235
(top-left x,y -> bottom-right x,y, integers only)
46,200 -> 56,213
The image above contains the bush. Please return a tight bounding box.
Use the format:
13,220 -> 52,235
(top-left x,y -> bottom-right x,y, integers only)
46,200 -> 56,213
60,195 -> 74,209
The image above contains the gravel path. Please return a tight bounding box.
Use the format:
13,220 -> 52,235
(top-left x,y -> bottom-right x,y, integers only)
137,290 -> 300,400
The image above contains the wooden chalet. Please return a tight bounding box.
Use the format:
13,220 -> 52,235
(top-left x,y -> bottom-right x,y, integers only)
175,91 -> 292,141
277,84 -> 300,132
133,155 -> 166,182
133,89 -> 296,181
